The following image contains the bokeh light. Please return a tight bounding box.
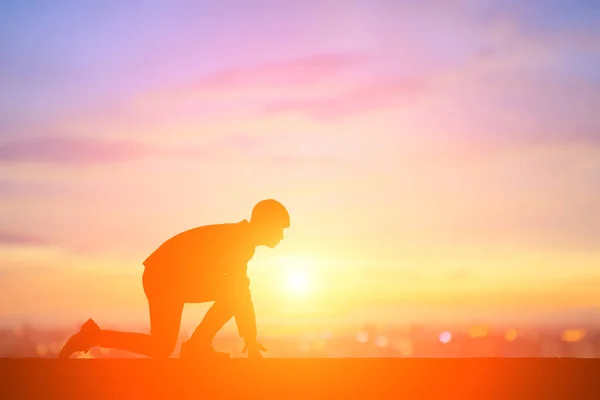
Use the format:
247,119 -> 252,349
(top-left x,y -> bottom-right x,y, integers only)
375,336 -> 389,348
356,331 -> 369,344
561,329 -> 586,343
439,331 -> 452,344
468,325 -> 489,338
505,329 -> 518,341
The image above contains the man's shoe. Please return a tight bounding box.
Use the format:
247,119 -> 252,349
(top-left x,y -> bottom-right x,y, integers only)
58,318 -> 101,359
180,341 -> 230,360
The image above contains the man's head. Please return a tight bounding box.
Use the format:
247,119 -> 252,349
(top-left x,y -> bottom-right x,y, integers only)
249,199 -> 290,248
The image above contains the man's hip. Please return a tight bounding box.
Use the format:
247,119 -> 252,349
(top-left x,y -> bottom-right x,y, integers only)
142,266 -> 233,303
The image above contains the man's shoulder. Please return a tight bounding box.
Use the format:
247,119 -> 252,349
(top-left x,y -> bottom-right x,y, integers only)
143,220 -> 252,267
161,219 -> 251,246
181,219 -> 249,236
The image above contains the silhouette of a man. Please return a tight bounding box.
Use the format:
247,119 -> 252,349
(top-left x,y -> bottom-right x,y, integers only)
59,199 -> 290,359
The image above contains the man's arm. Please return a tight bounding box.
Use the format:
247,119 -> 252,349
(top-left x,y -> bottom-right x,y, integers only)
228,267 -> 257,342
234,277 -> 267,358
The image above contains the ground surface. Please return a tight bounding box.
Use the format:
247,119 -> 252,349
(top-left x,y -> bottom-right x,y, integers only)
1,358 -> 599,398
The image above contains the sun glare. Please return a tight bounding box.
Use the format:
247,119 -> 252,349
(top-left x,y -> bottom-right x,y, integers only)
281,255 -> 315,296
287,269 -> 310,294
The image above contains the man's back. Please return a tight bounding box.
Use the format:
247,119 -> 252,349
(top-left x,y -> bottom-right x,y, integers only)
143,220 -> 255,285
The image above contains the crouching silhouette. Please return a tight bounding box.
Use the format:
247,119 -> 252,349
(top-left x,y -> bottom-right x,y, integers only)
59,199 -> 290,360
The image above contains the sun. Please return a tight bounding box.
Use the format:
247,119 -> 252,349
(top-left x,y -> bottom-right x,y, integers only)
280,255 -> 315,296
287,269 -> 310,294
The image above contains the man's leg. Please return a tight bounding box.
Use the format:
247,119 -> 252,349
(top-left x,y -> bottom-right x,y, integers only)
186,299 -> 234,347
59,295 -> 184,359
95,296 -> 184,358
179,276 -> 235,358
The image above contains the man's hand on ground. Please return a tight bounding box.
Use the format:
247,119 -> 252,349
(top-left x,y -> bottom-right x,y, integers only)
242,339 -> 267,359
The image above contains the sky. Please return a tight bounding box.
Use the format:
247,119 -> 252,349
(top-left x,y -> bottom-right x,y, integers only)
1,0 -> 600,329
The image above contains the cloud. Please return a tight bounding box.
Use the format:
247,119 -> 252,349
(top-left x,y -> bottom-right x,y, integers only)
176,133 -> 350,167
262,77 -> 427,119
0,134 -> 343,167
0,134 -> 268,166
202,133 -> 270,152
186,52 -> 368,91
132,52 -> 371,118
0,179 -> 66,197
0,136 -> 155,165
0,232 -> 49,246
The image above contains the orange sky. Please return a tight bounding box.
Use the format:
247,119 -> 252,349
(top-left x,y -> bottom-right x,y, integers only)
1,1 -> 600,328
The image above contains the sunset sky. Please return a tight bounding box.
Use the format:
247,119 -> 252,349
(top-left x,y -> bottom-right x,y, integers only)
1,0 -> 600,330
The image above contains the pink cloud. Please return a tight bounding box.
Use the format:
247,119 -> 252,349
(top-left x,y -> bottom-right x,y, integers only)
176,134 -> 349,167
262,77 -> 428,119
187,52 -> 368,91
0,136 -> 154,165
0,134 -> 273,166
0,134 -> 344,168
0,135 -> 246,165
0,232 -> 49,246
